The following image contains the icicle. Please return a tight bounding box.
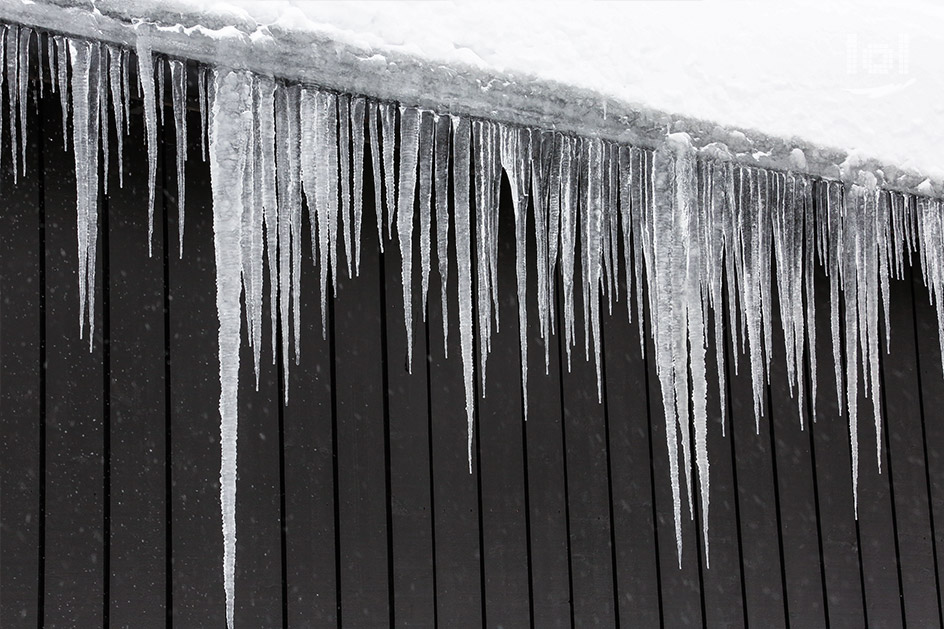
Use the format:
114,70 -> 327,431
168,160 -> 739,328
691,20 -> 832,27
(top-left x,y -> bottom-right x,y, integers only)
245,77 -> 263,383
107,45 -> 125,188
17,27 -> 29,177
208,68 -> 252,629
70,38 -> 92,341
121,48 -> 131,136
547,133 -> 565,330
46,31 -> 55,96
198,65 -> 208,161
397,106 -> 421,371
586,138 -> 604,399
338,94 -> 353,278
170,59 -> 188,257
6,24 -> 19,180
649,133 -> 709,564
55,35 -> 69,150
275,84 -> 302,397
300,88 -> 328,334
381,101 -> 398,238
434,114 -> 451,354
452,116 -> 475,472
499,124 -> 532,418
531,131 -> 551,370
156,55 -> 165,127
135,32 -> 158,256
559,135 -> 577,370
286,86 -> 303,369
827,182 -> 845,415
367,100 -> 385,252
97,45 -> 108,197
255,77 -> 279,355
418,111 -> 435,315
473,119 -> 497,386
350,97 -> 366,273
324,92 -> 340,295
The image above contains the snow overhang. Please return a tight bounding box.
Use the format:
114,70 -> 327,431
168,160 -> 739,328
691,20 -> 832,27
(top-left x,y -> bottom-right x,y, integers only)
1,0 -> 941,200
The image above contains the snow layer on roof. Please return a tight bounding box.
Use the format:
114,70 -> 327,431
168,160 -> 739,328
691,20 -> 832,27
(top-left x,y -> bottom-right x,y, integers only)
130,0 -> 944,184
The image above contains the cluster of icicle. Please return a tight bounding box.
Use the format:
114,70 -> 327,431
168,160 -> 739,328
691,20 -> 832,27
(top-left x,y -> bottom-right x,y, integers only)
6,22 -> 944,627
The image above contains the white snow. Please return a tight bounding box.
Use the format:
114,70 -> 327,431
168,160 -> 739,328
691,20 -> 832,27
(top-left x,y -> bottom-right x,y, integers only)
86,0 -> 944,191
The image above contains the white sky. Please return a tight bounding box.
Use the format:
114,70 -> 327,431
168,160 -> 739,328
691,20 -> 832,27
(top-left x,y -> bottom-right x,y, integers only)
170,0 -> 944,180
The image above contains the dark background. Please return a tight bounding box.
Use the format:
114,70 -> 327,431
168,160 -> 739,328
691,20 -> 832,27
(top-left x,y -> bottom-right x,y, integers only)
1,45 -> 943,628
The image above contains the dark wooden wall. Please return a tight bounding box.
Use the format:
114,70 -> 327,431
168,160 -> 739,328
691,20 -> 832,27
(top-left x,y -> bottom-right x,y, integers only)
2,53 -> 944,628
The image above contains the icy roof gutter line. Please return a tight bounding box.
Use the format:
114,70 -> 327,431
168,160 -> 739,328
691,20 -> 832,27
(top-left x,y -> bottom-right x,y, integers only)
2,0 -> 940,200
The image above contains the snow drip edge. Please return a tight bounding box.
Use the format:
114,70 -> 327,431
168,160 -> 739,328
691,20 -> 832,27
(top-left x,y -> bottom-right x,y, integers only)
4,18 -> 944,629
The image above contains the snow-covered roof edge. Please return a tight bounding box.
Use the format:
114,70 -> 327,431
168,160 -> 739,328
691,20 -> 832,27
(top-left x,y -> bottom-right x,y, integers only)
1,0 -> 940,200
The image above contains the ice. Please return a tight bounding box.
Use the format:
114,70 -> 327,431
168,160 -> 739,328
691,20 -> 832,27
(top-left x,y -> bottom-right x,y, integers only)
11,28 -> 944,606
6,24 -> 18,179
285,87 -> 302,369
473,119 -> 499,387
170,58 -> 187,257
397,105 -> 420,370
17,26 -> 29,176
55,35 -> 69,150
198,66 -> 208,160
135,34 -> 158,256
650,133 -> 711,563
499,123 -> 532,418
338,94 -> 353,278
107,45 -> 125,188
530,131 -> 550,369
547,133 -> 562,335
350,96 -> 367,273
300,88 -> 328,335
97,45 -> 108,196
70,38 -> 95,342
452,115 -> 475,472
276,84 -> 303,395
418,111 -> 435,315
381,101 -> 398,239
367,100 -> 385,252
245,78 -> 263,381
434,114 -> 451,354
156,55 -> 165,128
323,92 -> 340,297
208,68 -> 252,629
121,48 -> 131,136
255,78 -> 279,352
558,135 -> 577,370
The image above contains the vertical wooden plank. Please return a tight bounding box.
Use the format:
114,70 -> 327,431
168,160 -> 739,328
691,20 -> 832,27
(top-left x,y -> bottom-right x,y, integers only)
334,169 -> 390,625
477,186 -> 531,627
701,305 -> 746,628
234,231 -> 282,624
809,262 -> 867,626
883,260 -> 942,627
0,51 -> 41,627
383,184 -> 436,624
855,334 -> 905,621
726,308 -> 786,627
644,299 -> 703,627
42,59 -> 104,626
913,261 -> 944,627
106,76 -> 167,626
559,246 -> 617,626
767,282 -> 827,626
525,201 -> 572,627
168,105 -> 225,625
426,153 -> 484,628
602,280 -> 661,625
283,203 -> 338,626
